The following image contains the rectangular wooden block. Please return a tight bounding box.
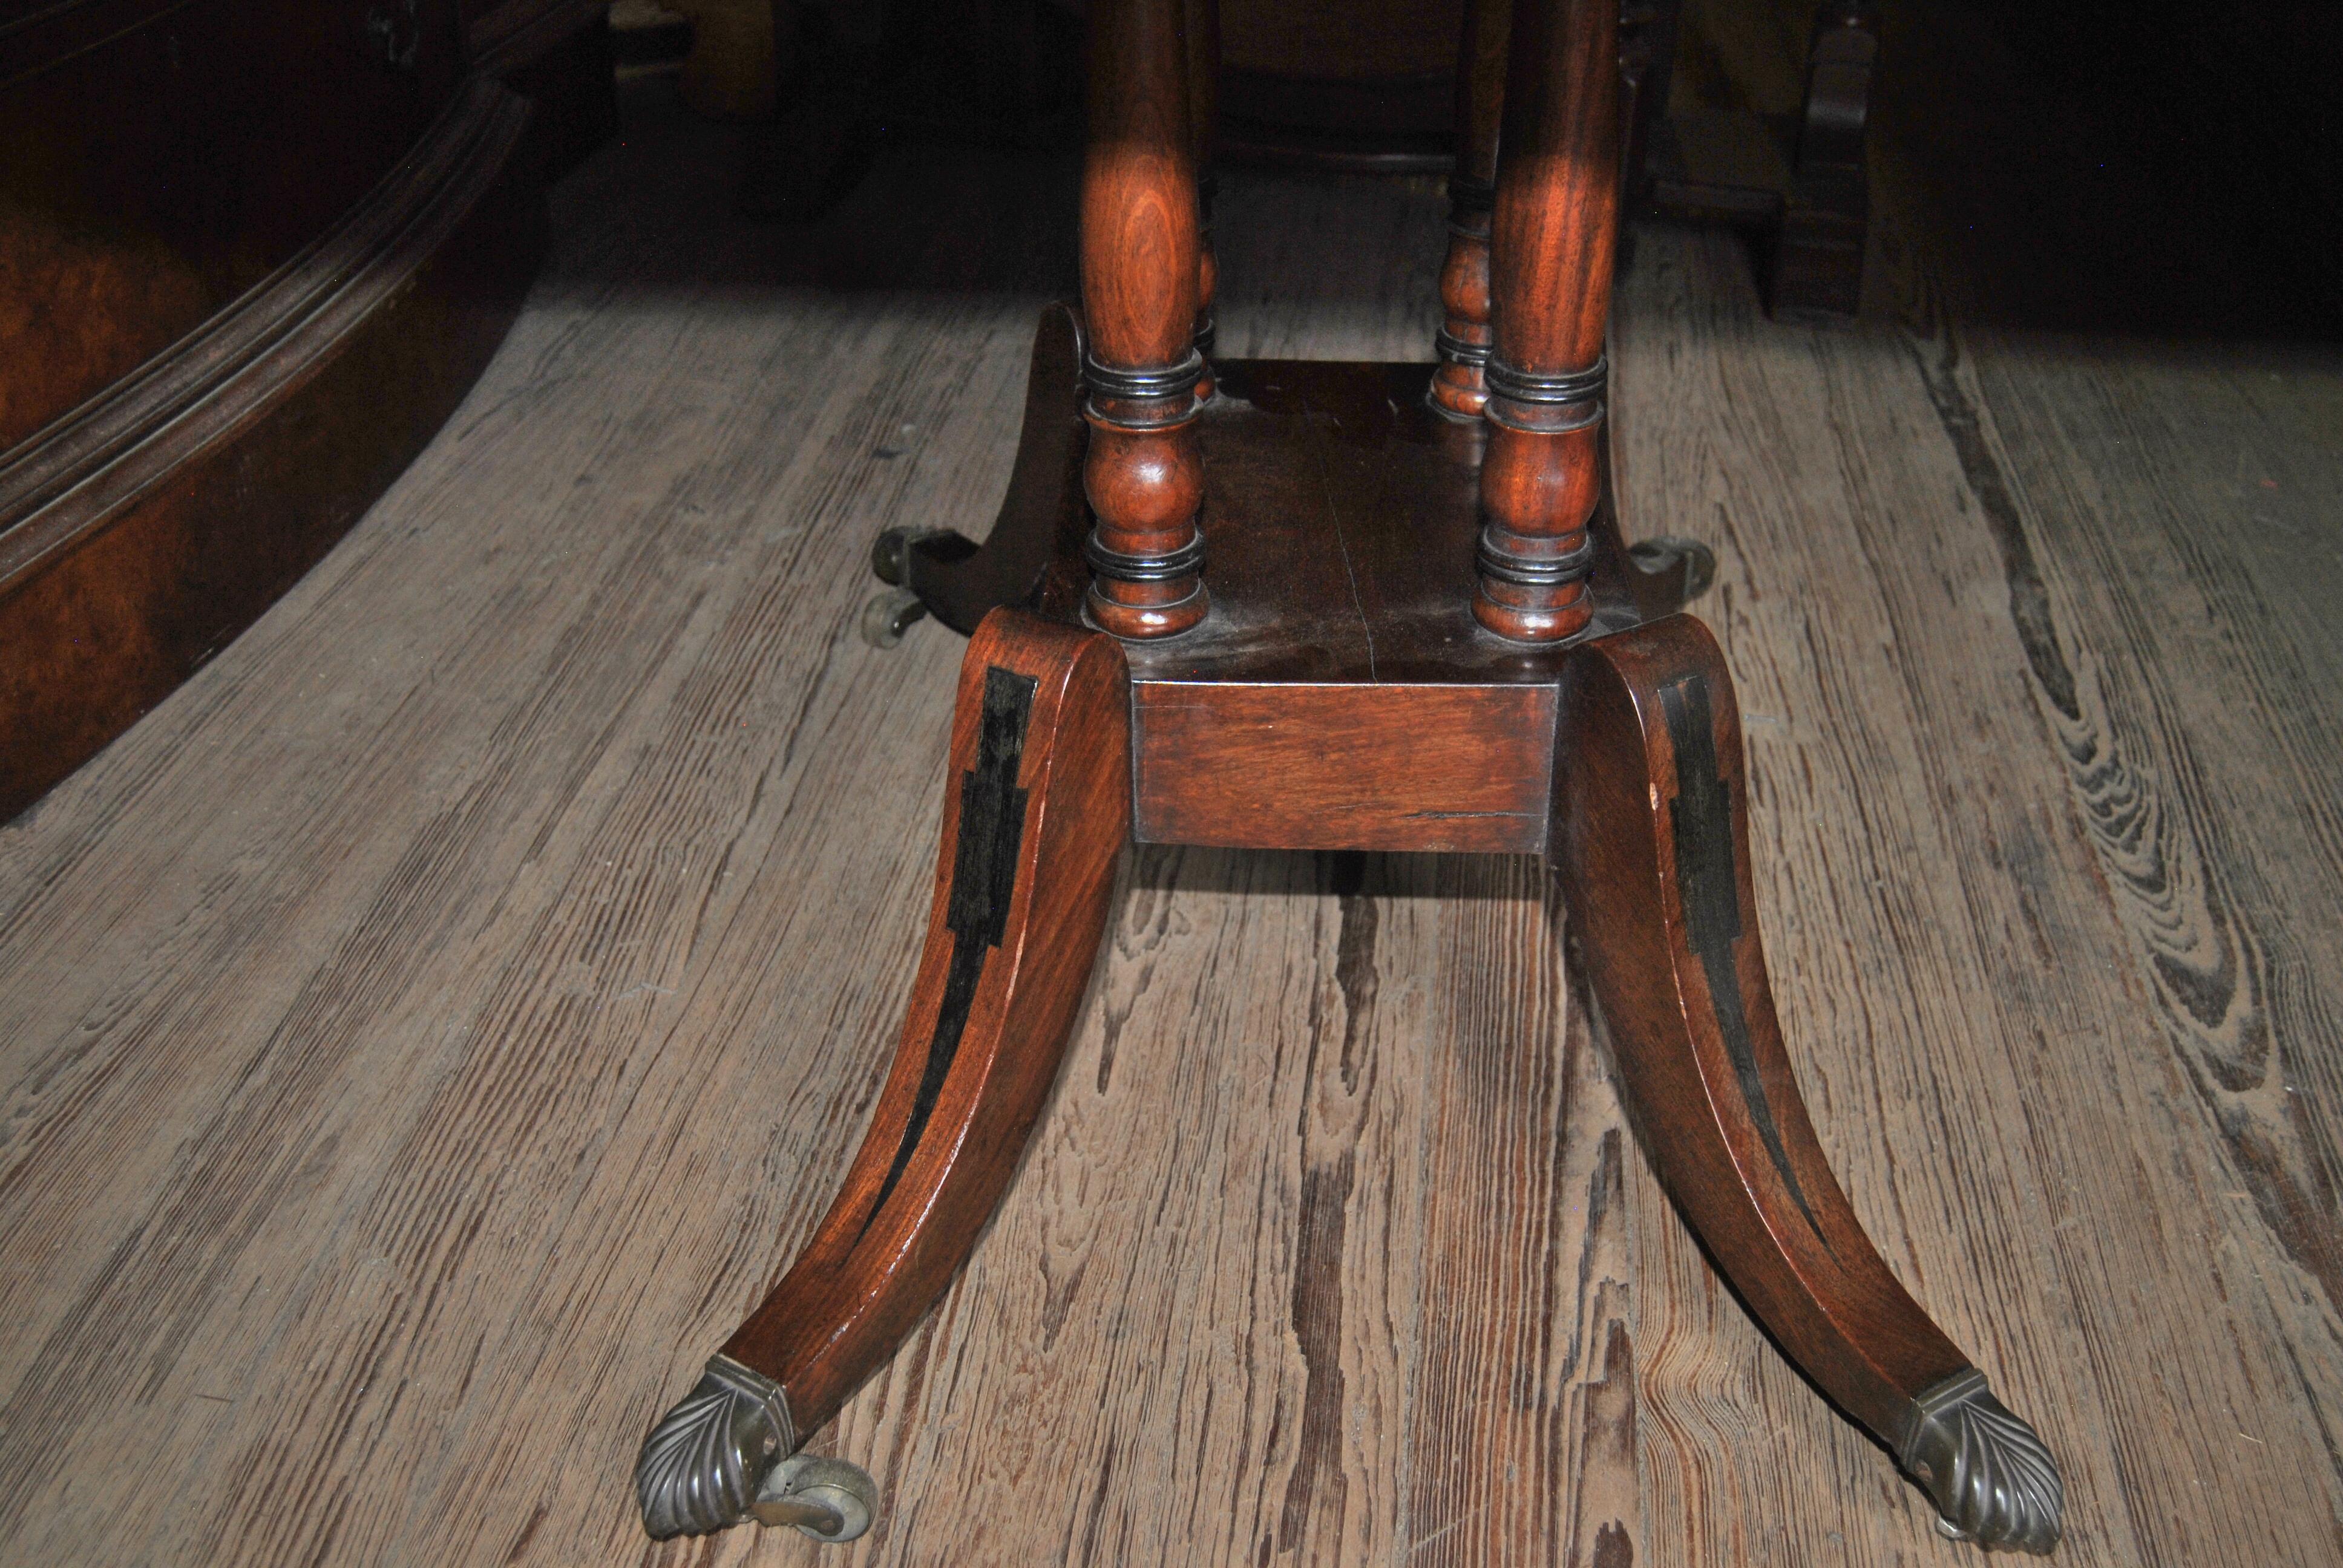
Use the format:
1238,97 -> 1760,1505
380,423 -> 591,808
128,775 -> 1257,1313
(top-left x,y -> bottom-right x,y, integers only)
1131,680 -> 1558,854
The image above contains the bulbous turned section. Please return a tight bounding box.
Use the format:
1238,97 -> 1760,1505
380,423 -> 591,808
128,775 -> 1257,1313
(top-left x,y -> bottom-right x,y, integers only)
635,1354 -> 796,1538
1470,361 -> 1605,642
1078,0 -> 1207,640
1430,177 -> 1497,421
1897,1369 -> 2065,1555
1081,356 -> 1210,639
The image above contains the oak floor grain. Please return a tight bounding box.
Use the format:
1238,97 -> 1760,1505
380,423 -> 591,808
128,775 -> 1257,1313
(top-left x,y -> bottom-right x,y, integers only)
4,68 -> 2340,1568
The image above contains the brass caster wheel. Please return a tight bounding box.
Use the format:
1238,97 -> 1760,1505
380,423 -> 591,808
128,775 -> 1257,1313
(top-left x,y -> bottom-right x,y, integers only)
861,587 -> 928,648
752,1454 -> 877,1544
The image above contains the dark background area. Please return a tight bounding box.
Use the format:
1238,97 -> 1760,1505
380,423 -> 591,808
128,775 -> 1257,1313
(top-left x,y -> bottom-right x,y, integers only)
1898,0 -> 2343,338
719,0 -> 2343,340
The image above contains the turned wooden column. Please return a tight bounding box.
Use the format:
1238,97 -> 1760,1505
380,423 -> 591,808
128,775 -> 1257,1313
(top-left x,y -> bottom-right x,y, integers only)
1187,0 -> 1220,400
1081,0 -> 1208,639
1473,0 -> 1619,642
1429,0 -> 1512,420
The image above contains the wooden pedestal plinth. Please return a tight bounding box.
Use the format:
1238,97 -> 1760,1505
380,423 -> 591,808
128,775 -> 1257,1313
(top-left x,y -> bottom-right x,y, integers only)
639,309 -> 2065,1557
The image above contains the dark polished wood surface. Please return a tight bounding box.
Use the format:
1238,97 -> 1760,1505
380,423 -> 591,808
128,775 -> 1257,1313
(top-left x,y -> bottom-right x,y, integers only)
0,0 -> 606,823
1122,359 -> 1702,854
1077,0 -> 1208,638
1472,0 -> 1619,641
0,0 -> 465,452
732,0 -> 2064,1546
721,610 -> 1131,1441
895,331 -> 1703,853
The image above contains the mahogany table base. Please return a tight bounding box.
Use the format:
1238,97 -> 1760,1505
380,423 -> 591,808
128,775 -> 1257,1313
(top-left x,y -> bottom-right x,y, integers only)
634,310 -> 2065,1554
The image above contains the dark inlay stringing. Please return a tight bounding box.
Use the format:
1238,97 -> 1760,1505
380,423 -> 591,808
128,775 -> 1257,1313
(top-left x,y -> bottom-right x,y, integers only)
861,667 -> 1038,1235
1660,674 -> 1831,1251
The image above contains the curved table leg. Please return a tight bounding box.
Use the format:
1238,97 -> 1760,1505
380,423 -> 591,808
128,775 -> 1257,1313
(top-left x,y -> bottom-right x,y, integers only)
1584,430 -> 1715,628
870,304 -> 1092,636
1556,614 -> 2064,1555
637,608 -> 1130,1538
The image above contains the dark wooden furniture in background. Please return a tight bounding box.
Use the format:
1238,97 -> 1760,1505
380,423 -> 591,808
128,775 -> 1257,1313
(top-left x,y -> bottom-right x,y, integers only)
1208,0 -> 1879,318
638,0 -> 2062,1554
0,0 -> 611,823
1639,0 -> 1878,318
733,0 -> 1875,321
1216,0 -> 1464,171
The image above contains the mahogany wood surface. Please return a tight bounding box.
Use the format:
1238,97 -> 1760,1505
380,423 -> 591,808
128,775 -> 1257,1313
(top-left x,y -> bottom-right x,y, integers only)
1473,0 -> 1619,642
891,295 -> 1709,662
1489,0 -> 1619,379
1565,618 -> 2062,1547
1112,358 -> 1693,854
0,0 -> 466,452
1556,615 -> 2063,1549
886,329 -> 1706,852
0,0 -> 605,823
718,610 -> 1131,1439
1078,0 -> 1208,638
1428,0 -> 1510,420
1133,681 -> 1556,853
0,76 -> 546,822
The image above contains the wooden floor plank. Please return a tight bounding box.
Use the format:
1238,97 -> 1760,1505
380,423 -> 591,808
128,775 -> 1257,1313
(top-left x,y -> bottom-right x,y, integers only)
3,73 -> 2339,1568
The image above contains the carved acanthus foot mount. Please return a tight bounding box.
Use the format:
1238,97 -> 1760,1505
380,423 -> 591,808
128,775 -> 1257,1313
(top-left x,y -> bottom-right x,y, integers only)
1899,1369 -> 2065,1555
635,1354 -> 796,1538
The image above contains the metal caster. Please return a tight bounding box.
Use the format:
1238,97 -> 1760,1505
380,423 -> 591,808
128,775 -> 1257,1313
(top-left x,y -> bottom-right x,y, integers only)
1628,535 -> 1718,602
871,527 -> 914,586
752,1454 -> 878,1544
871,526 -> 954,586
860,587 -> 928,648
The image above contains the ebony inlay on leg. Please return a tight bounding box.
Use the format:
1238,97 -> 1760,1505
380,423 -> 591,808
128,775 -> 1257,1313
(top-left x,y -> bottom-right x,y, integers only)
635,610 -> 1129,1538
1556,616 -> 2063,1553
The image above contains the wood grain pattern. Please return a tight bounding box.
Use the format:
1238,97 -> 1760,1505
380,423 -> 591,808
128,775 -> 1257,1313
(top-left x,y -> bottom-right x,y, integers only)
1106,354 -> 1682,860
1561,615 -> 1968,1436
0,77 -> 544,821
1557,613 -> 2059,1550
1472,0 -> 1619,642
1133,682 -> 1556,854
712,610 -> 1130,1442
2,63 -> 2341,1568
1079,0 -> 1208,638
0,0 -> 468,451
